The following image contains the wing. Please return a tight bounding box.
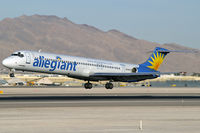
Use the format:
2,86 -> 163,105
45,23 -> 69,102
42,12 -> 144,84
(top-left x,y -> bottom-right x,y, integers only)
89,72 -> 161,82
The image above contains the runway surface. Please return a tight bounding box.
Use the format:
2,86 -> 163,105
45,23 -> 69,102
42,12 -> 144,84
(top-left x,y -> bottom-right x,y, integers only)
1,87 -> 200,133
0,87 -> 200,108
1,94 -> 200,108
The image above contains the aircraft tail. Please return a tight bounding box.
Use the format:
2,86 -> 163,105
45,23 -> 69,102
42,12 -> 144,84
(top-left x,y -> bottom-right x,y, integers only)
138,47 -> 170,72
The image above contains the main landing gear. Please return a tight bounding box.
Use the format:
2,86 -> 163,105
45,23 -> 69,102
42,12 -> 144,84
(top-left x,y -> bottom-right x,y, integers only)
105,82 -> 113,89
84,82 -> 93,89
84,81 -> 114,89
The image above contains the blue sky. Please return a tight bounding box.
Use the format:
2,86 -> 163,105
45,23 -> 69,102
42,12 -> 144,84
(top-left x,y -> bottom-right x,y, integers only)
0,0 -> 199,49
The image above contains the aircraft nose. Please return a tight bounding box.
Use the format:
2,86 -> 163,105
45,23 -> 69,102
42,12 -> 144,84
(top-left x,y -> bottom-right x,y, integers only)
2,58 -> 12,68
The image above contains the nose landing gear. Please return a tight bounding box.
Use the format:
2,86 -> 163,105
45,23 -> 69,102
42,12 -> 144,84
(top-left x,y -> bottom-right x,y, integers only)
9,73 -> 15,77
9,69 -> 15,77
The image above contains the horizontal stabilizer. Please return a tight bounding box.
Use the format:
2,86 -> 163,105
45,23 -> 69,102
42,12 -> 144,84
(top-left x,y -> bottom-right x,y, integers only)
157,49 -> 197,53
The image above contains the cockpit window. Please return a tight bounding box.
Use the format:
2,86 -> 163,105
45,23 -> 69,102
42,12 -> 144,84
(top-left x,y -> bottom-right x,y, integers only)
11,52 -> 24,57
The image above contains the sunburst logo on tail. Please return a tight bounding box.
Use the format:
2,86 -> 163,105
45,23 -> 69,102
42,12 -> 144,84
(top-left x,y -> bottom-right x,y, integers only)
147,52 -> 165,71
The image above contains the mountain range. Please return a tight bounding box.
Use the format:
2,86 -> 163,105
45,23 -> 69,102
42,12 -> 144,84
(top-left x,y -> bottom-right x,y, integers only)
0,15 -> 199,74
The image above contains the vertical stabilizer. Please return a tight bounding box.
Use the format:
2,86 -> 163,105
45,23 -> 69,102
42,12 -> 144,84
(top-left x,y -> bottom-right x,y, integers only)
138,47 -> 170,72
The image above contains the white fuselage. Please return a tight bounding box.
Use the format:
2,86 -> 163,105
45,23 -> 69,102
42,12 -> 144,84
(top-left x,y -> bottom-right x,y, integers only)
2,51 -> 138,81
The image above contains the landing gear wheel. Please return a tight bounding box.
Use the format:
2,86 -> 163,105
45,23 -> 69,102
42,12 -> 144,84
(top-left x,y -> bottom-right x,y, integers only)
9,69 -> 15,77
105,82 -> 113,89
84,82 -> 93,89
9,73 -> 15,77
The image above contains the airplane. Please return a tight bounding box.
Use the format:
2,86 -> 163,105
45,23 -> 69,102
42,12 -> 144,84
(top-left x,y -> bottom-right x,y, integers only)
2,47 -> 185,89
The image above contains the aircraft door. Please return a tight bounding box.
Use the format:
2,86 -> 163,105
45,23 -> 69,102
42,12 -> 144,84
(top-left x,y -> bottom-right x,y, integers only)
97,62 -> 103,70
120,64 -> 126,72
25,52 -> 31,64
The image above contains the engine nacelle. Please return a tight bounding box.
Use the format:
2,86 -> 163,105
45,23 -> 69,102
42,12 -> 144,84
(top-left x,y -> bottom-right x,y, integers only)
132,67 -> 138,73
